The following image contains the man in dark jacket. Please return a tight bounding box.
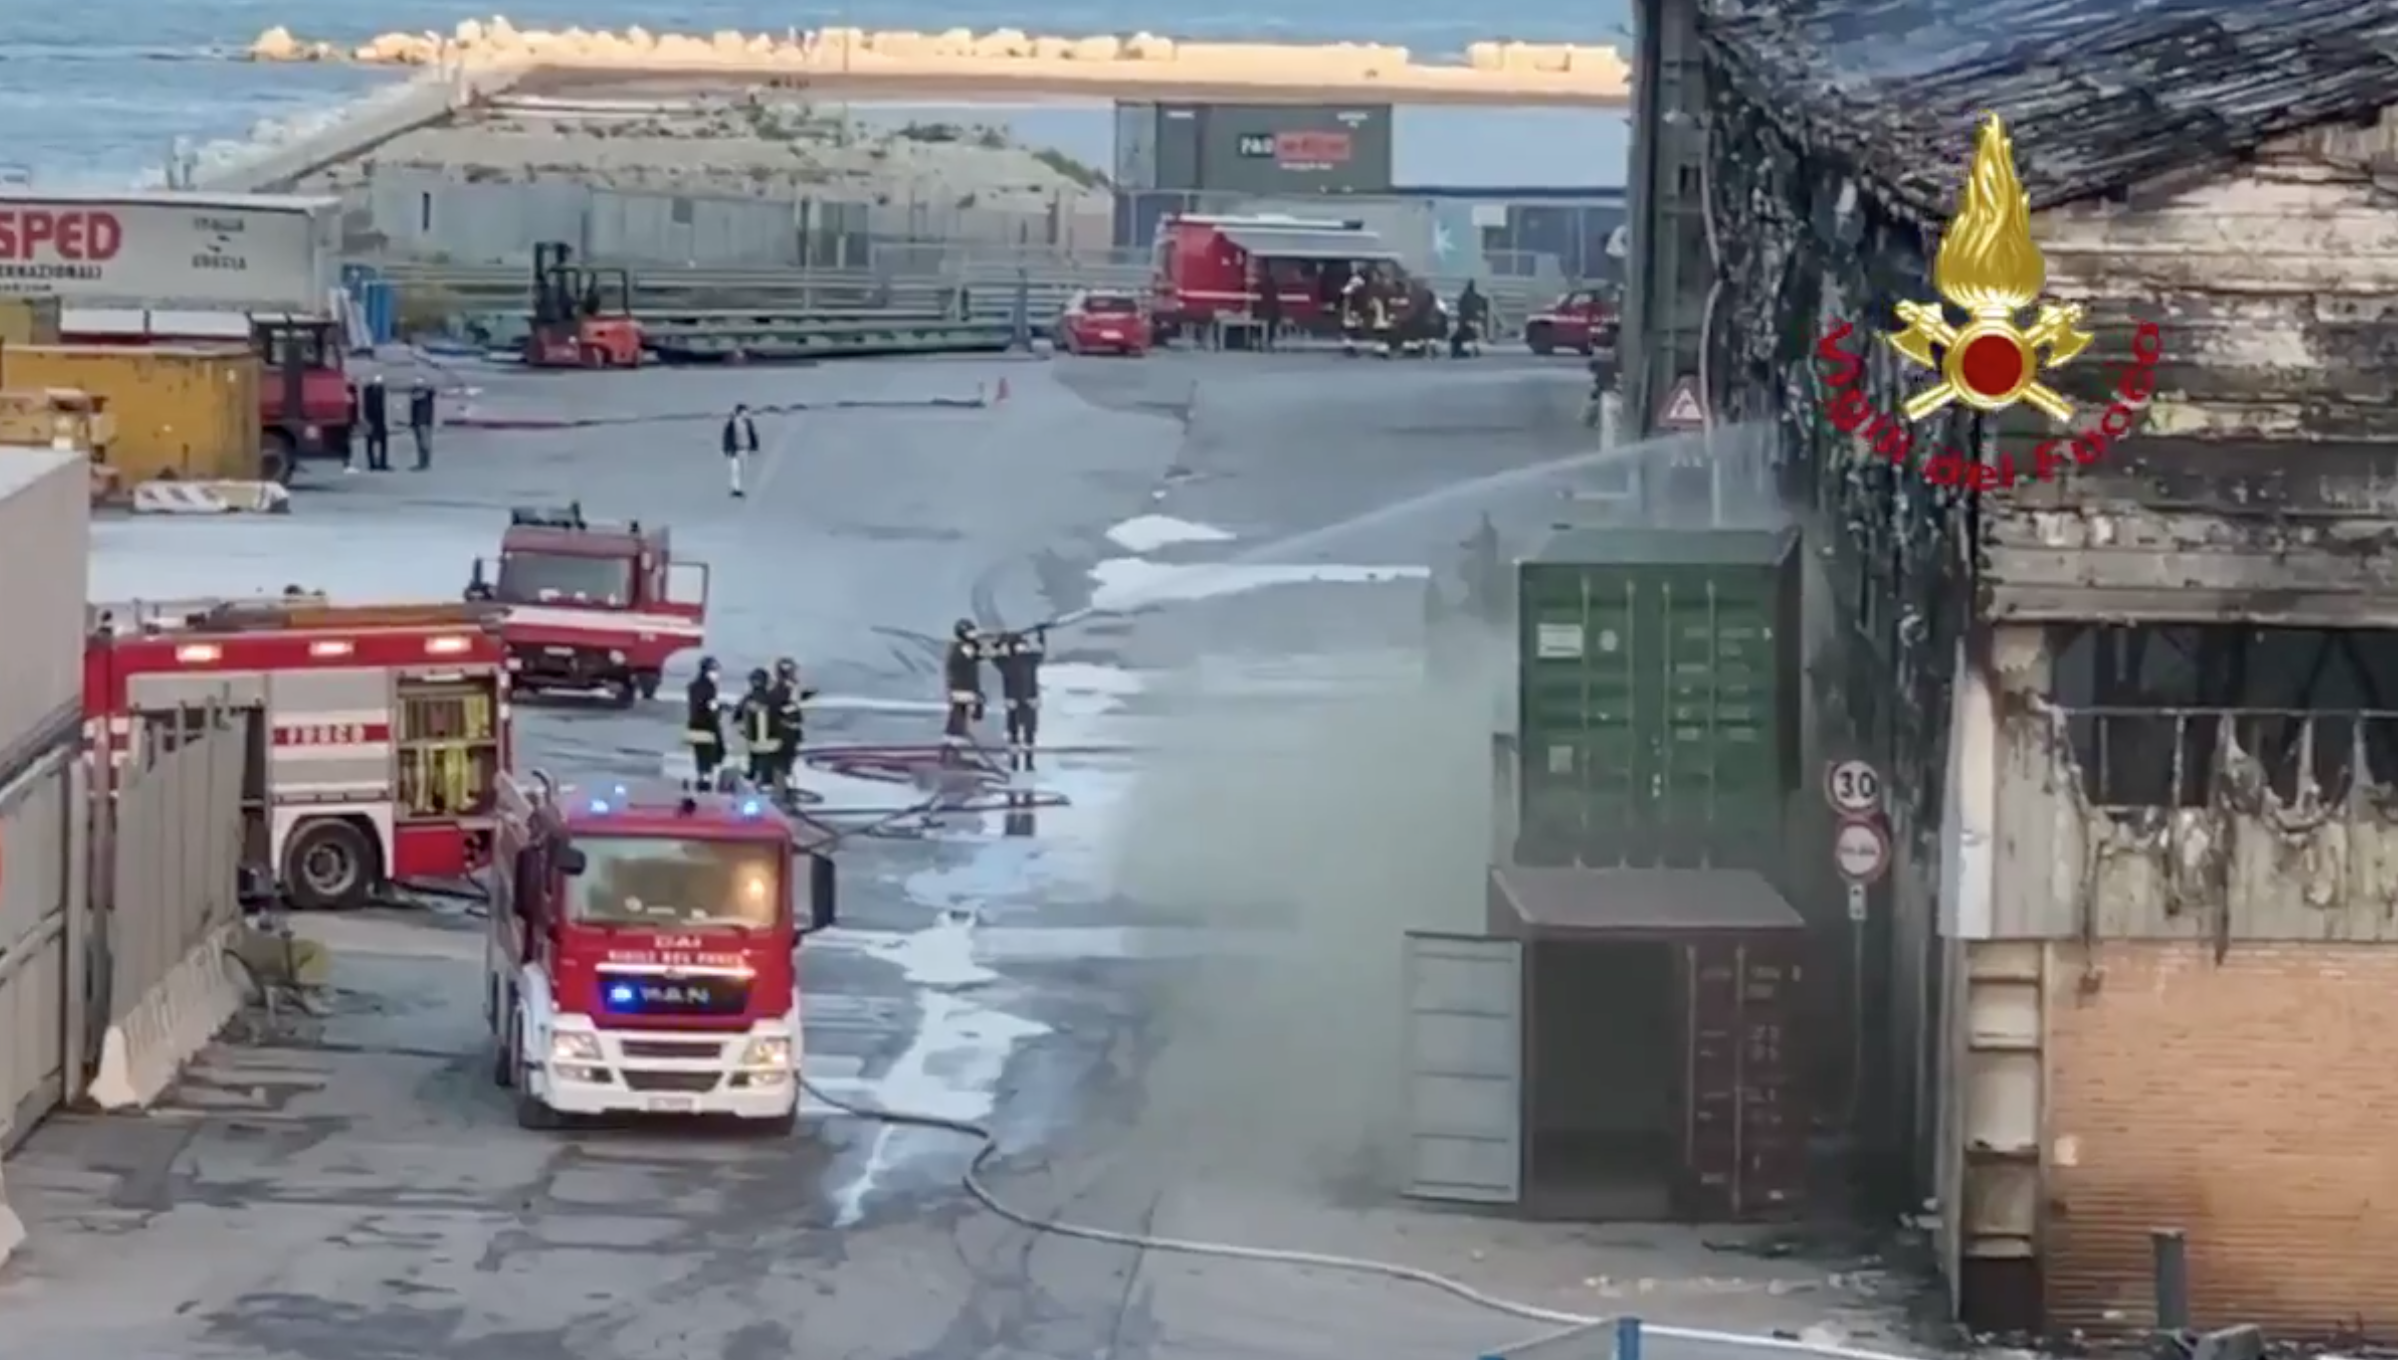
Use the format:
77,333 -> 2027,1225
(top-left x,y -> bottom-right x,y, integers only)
360,375 -> 390,471
1453,281 -> 1489,358
722,404 -> 760,498
684,657 -> 726,786
407,379 -> 436,469
1255,267 -> 1283,351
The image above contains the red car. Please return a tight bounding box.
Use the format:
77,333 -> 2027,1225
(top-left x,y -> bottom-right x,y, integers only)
1055,290 -> 1151,356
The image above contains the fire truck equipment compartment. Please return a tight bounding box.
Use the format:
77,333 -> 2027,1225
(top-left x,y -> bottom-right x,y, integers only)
1404,867 -> 1806,1224
0,449 -> 91,758
0,345 -> 262,486
1507,527 -> 1801,875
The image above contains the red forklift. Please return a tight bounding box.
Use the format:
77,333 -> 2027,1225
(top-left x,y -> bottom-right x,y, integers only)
255,314 -> 353,482
525,242 -> 643,369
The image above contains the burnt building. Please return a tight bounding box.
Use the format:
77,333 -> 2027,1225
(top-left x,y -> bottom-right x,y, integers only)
1627,0 -> 2398,1337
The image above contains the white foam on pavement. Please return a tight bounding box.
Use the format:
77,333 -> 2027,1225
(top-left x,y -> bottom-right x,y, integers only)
829,992 -> 1050,1227
1086,557 -> 1427,612
1104,514 -> 1235,553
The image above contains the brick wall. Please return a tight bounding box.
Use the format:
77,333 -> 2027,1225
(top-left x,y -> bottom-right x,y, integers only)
2046,939 -> 2398,1336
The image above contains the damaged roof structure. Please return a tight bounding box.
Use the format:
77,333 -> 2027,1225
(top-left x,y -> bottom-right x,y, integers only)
1671,0 -> 2398,1340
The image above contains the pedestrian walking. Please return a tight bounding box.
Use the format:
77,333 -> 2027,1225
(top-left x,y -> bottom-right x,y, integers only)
721,403 -> 760,498
407,379 -> 436,470
360,375 -> 390,471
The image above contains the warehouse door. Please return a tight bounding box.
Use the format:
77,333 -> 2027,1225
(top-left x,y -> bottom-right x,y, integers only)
0,745 -> 78,1152
1402,931 -> 1522,1204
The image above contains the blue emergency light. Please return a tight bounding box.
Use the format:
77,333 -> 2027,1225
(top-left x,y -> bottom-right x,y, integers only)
606,982 -> 638,1008
740,798 -> 763,817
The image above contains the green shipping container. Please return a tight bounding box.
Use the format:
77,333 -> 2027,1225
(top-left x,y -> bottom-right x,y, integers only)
1509,526 -> 1802,871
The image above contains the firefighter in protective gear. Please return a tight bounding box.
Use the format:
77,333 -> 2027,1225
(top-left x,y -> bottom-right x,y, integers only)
1339,273 -> 1367,354
736,667 -> 781,786
942,618 -> 989,744
1367,272 -> 1395,357
766,657 -> 817,799
993,627 -> 1045,773
684,657 -> 726,785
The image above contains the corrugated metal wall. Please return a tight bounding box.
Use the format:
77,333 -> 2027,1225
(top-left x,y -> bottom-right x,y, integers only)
346,169 -> 1112,267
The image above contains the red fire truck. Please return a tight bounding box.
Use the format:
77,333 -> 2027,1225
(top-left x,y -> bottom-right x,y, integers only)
469,505 -> 710,705
84,596 -> 511,910
1149,212 -> 1398,341
485,774 -> 837,1132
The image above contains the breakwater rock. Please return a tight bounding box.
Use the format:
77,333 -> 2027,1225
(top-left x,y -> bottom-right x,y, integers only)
246,18 -> 1628,96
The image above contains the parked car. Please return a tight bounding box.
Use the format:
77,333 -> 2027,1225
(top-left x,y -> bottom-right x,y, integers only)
1055,290 -> 1152,357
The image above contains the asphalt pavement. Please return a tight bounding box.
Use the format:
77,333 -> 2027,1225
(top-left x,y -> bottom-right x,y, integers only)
3,349 -> 1921,1360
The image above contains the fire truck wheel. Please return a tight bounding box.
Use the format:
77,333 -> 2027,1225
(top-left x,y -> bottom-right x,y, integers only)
633,670 -> 662,701
1527,324 -> 1556,356
282,817 -> 380,911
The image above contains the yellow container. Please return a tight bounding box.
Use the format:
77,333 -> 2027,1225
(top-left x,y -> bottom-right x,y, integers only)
0,388 -> 113,456
0,297 -> 62,346
0,345 -> 260,484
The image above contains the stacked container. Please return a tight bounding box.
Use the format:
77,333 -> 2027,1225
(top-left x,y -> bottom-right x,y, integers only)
1504,525 -> 1803,873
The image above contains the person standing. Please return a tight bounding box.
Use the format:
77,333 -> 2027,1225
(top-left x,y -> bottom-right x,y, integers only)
735,667 -> 782,787
407,378 -> 436,470
765,657 -> 816,801
360,375 -> 390,472
721,403 -> 760,498
1256,267 -> 1283,352
993,627 -> 1045,773
941,619 -> 990,754
684,657 -> 727,787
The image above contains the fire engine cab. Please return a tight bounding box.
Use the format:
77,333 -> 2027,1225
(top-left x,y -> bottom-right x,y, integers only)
486,775 -> 837,1132
84,596 -> 511,910
1150,213 -> 1399,343
468,503 -> 709,704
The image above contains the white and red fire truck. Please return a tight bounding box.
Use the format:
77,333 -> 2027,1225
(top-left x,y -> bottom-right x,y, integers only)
84,596 -> 512,910
469,505 -> 709,705
1149,212 -> 1399,341
485,774 -> 837,1132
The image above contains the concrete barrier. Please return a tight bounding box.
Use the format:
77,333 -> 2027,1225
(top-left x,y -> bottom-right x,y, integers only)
86,924 -> 247,1111
193,67 -> 527,194
127,481 -> 294,514
242,19 -> 1630,105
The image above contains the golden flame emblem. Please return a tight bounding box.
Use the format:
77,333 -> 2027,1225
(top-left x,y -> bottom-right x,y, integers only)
1888,114 -> 2092,424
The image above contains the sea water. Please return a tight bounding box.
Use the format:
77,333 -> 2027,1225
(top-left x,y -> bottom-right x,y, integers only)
2,0 -> 1630,187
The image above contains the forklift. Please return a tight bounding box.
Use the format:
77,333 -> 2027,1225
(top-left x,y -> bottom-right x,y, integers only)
525,241 -> 643,369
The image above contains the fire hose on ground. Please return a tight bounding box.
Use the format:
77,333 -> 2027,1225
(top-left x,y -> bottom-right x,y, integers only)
796,1073 -> 1921,1360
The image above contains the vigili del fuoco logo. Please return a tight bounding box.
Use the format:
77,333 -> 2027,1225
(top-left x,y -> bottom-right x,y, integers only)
1815,113 -> 2164,487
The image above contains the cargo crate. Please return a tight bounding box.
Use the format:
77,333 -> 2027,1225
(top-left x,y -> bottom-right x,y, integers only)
1508,526 -> 1801,870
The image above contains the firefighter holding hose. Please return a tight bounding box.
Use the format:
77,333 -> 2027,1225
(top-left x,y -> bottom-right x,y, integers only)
765,657 -> 816,801
993,627 -> 1046,773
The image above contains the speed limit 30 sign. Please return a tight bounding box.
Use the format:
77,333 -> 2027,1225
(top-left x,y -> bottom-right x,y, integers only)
1834,817 -> 1891,886
1824,759 -> 1883,816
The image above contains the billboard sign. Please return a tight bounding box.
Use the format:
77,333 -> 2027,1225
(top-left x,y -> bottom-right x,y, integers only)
1139,104 -> 1393,197
0,193 -> 336,311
